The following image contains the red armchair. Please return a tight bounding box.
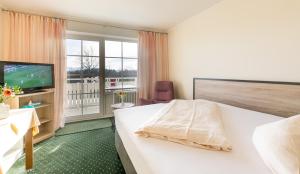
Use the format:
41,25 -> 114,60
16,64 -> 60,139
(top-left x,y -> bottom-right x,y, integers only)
139,81 -> 175,105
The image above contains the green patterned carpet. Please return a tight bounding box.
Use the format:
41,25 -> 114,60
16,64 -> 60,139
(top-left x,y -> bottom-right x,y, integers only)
8,121 -> 125,174
56,119 -> 112,136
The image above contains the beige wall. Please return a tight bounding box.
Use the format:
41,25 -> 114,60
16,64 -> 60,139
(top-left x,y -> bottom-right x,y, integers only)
168,0 -> 300,99
66,20 -> 138,39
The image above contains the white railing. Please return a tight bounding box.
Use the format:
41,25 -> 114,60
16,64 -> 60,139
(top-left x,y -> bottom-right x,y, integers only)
66,77 -> 137,116
67,79 -> 100,108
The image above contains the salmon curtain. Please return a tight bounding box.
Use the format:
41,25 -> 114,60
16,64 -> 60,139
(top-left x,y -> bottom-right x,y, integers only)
137,31 -> 169,101
1,11 -> 66,129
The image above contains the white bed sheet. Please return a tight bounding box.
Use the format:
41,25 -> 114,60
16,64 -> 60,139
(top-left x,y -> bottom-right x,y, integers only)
114,101 -> 283,174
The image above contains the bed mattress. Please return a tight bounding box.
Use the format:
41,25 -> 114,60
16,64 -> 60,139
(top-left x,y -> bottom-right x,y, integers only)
114,101 -> 283,174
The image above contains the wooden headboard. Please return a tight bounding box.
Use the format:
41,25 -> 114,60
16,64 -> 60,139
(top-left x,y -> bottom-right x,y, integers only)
193,78 -> 300,117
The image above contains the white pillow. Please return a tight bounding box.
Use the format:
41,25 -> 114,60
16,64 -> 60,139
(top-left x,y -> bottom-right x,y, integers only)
253,114 -> 300,174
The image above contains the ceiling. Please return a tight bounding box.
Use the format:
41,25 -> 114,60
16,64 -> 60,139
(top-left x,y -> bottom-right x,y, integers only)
0,0 -> 222,31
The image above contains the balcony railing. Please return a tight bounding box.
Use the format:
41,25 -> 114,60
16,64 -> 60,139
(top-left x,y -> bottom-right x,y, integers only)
65,77 -> 137,117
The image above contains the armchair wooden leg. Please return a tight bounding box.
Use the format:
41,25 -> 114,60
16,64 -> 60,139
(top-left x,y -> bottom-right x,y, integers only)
25,128 -> 33,171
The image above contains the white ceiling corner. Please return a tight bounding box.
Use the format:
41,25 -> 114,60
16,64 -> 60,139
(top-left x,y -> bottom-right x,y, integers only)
0,0 -> 222,32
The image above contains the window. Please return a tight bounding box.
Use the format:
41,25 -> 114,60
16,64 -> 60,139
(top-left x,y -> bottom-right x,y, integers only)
105,40 -> 138,90
66,39 -> 100,117
65,37 -> 138,121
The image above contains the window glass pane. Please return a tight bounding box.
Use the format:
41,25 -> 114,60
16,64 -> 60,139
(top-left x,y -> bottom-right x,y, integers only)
105,58 -> 122,74
123,59 -> 137,88
123,42 -> 138,58
82,92 -> 99,115
105,41 -> 121,57
105,58 -> 122,89
83,41 -> 99,56
67,56 -> 81,80
82,57 -> 100,115
82,57 -> 99,78
66,39 -> 81,55
65,56 -> 82,117
123,59 -> 137,76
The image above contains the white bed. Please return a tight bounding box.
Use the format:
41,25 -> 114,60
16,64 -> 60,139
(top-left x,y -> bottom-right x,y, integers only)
114,101 -> 283,174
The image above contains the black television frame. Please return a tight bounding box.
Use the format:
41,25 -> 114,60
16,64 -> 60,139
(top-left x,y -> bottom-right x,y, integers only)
0,61 -> 55,93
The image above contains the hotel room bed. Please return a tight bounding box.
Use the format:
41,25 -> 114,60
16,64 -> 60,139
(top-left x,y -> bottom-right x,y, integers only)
114,78 -> 300,174
114,102 -> 282,174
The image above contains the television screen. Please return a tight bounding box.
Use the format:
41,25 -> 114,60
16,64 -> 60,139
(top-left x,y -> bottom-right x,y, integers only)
0,61 -> 54,91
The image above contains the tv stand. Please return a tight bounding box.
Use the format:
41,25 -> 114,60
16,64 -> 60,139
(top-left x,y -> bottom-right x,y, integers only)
7,89 -> 55,144
22,89 -> 48,94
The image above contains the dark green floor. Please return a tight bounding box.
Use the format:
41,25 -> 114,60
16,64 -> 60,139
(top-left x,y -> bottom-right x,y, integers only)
56,119 -> 112,136
8,121 -> 125,174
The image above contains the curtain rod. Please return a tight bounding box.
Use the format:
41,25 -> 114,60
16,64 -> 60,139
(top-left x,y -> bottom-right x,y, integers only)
1,8 -> 168,34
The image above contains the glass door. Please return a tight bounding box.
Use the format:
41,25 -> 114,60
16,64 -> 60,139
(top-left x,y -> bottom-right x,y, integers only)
65,37 -> 138,121
104,40 -> 138,114
65,39 -> 101,120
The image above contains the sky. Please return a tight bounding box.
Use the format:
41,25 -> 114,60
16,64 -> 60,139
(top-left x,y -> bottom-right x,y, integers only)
66,39 -> 138,71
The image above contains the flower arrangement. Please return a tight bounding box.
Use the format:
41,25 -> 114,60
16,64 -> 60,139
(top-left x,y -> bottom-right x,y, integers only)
116,90 -> 127,105
0,84 -> 23,103
116,91 -> 127,97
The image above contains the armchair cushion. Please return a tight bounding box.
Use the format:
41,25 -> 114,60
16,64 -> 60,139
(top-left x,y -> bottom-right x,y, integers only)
154,81 -> 174,101
139,81 -> 175,106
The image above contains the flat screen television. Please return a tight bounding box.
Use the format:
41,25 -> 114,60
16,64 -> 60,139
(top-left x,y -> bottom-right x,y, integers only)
0,61 -> 55,93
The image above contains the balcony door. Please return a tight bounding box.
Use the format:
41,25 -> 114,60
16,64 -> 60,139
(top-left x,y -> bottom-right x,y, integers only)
65,39 -> 102,121
104,40 -> 138,114
65,37 -> 138,122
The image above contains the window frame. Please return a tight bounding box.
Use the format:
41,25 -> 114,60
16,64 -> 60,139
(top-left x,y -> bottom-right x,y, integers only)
105,40 -> 138,90
66,39 -> 101,120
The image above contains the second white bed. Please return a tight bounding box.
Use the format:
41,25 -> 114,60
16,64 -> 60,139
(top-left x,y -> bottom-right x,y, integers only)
114,101 -> 282,174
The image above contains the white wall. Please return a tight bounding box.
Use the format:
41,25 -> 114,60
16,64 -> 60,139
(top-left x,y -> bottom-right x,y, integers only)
168,0 -> 300,99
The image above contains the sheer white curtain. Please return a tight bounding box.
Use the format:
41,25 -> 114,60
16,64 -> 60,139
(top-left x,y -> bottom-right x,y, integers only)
137,31 -> 169,101
2,11 -> 66,129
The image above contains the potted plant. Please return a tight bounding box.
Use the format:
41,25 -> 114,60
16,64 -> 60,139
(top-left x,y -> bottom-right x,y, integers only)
0,84 -> 22,119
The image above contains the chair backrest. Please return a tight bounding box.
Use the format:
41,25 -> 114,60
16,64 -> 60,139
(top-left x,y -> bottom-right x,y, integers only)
154,81 -> 174,101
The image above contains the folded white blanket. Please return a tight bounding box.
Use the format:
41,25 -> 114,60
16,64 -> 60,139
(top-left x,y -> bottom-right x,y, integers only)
135,100 -> 232,151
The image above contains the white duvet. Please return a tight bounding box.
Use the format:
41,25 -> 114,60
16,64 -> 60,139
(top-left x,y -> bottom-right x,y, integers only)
135,99 -> 232,151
